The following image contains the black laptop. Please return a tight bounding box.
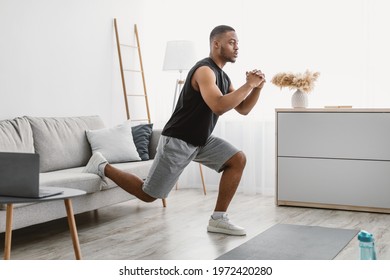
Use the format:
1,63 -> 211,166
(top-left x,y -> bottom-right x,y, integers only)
0,152 -> 63,198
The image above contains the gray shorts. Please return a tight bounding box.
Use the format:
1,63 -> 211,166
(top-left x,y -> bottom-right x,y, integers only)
142,135 -> 240,199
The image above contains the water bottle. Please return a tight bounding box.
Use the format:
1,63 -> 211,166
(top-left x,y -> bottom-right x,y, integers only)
358,230 -> 377,260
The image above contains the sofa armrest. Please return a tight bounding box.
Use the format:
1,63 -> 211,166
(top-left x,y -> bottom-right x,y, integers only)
148,129 -> 162,159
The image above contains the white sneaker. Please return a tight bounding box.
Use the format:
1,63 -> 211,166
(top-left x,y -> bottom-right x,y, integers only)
207,214 -> 246,236
83,152 -> 107,178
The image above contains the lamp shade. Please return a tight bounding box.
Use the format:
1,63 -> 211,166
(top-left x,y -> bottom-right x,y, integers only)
162,40 -> 197,72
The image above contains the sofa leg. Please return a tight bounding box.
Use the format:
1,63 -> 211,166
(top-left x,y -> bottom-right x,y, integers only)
162,198 -> 167,207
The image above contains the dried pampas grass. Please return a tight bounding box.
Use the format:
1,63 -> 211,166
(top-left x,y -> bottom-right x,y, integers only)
271,70 -> 320,93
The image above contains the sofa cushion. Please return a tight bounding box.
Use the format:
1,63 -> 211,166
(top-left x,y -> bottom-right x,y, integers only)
26,116 -> 105,172
0,117 -> 34,153
86,122 -> 141,163
148,129 -> 162,159
132,123 -> 153,161
40,167 -> 102,194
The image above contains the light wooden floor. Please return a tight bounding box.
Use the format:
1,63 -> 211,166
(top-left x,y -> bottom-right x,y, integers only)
1,189 -> 390,260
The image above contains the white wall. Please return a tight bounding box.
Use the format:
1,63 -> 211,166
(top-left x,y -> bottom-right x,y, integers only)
2,0 -> 390,193
3,0 -> 390,123
0,0 -> 146,125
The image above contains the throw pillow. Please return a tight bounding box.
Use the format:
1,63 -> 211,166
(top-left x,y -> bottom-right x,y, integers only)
86,122 -> 141,163
131,123 -> 153,161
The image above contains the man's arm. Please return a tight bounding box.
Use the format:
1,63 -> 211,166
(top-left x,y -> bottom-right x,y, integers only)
193,66 -> 263,116
234,74 -> 266,115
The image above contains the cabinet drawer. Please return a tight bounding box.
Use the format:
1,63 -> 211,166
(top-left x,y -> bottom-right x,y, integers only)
277,112 -> 390,160
277,157 -> 390,209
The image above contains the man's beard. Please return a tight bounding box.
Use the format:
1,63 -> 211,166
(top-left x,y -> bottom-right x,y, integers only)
220,46 -> 236,63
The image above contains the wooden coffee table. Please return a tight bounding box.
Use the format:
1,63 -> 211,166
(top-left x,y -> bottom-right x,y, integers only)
0,187 -> 86,260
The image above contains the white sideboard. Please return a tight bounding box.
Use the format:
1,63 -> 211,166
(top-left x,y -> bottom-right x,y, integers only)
276,108 -> 390,213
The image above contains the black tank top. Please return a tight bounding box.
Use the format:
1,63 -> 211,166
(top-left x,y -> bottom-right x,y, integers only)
162,57 -> 231,146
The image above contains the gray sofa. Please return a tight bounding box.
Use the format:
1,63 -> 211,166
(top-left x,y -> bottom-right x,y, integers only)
0,115 -> 161,233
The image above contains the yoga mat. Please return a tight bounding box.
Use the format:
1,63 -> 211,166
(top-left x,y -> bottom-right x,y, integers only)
217,224 -> 358,260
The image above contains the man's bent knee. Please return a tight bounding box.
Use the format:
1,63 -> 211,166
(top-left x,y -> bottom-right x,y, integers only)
235,151 -> 247,169
225,151 -> 246,170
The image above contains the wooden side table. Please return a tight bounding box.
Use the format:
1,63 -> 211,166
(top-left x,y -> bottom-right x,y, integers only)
0,187 -> 86,260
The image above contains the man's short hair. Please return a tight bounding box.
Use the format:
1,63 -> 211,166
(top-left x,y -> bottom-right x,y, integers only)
209,25 -> 235,44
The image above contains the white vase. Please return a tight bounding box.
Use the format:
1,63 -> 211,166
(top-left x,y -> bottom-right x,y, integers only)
291,89 -> 308,108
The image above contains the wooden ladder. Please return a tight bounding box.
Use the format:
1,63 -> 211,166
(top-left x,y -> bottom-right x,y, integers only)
113,19 -> 166,207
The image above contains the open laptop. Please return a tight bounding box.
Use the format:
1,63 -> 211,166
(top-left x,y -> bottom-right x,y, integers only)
0,152 -> 63,198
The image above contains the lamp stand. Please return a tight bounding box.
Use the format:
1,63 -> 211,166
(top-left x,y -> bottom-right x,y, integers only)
172,78 -> 185,113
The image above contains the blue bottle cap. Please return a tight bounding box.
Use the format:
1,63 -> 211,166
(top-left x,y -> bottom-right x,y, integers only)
358,230 -> 374,242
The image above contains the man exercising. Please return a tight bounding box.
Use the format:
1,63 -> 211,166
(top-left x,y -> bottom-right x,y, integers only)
84,25 -> 266,236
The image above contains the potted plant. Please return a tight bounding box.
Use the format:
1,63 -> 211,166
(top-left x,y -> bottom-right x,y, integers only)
271,70 -> 320,108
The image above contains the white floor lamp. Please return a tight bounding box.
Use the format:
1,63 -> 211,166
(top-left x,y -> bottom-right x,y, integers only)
163,40 -> 197,113
162,40 -> 207,195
